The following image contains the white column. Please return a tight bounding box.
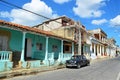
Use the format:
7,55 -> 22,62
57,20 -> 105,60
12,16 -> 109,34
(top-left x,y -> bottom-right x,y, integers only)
94,44 -> 96,55
72,42 -> 74,56
99,45 -> 100,54
101,46 -> 103,56
45,37 -> 49,60
96,45 -> 98,56
97,45 -> 100,56
78,29 -> 81,55
105,46 -> 106,56
103,46 -> 104,56
109,46 -> 111,56
101,46 -> 104,56
102,37 -> 103,41
100,45 -> 101,55
20,32 -> 26,61
90,43 -> 92,55
111,48 -> 113,56
106,47 -> 108,55
61,40 -> 63,60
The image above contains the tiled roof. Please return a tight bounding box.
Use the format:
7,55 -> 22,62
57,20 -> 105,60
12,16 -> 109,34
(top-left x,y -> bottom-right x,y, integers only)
0,20 -> 53,35
0,20 -> 75,42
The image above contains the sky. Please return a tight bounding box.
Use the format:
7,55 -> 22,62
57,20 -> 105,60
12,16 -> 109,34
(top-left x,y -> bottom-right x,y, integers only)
0,0 -> 120,46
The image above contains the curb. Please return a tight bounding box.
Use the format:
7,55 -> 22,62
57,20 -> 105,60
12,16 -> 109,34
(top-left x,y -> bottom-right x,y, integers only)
0,65 -> 65,79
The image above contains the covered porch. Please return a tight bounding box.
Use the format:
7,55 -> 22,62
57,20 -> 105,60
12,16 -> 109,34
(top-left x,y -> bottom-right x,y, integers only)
18,32 -> 75,67
90,38 -> 107,59
0,21 -> 75,71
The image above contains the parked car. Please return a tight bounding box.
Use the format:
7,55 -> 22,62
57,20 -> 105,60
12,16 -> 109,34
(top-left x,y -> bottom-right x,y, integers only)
66,55 -> 90,68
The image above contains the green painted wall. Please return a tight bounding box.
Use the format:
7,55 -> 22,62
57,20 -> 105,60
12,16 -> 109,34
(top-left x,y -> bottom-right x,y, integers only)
0,27 -> 47,60
26,34 -> 46,60
31,36 -> 61,60
0,27 -> 61,61
48,38 -> 61,59
0,27 -> 23,52
9,30 -> 23,52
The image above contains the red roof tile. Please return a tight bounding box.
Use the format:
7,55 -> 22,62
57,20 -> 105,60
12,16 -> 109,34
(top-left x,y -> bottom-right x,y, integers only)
0,20 -> 75,42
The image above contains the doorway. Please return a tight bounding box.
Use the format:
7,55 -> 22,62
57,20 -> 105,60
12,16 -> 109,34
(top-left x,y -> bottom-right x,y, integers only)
25,38 -> 32,60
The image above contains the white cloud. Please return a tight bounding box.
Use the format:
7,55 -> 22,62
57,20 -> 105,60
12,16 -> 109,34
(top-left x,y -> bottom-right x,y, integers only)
0,0 -> 58,26
53,0 -> 71,4
110,15 -> 120,27
0,11 -> 10,18
92,19 -> 107,25
73,0 -> 107,18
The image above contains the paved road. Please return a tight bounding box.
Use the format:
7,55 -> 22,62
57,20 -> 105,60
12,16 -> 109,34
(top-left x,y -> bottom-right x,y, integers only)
5,57 -> 120,80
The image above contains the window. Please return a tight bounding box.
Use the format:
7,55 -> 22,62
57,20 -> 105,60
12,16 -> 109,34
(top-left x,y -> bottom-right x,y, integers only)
0,36 -> 8,51
52,45 -> 58,51
36,43 -> 43,50
62,20 -> 67,26
64,45 -> 72,53
65,45 -> 69,51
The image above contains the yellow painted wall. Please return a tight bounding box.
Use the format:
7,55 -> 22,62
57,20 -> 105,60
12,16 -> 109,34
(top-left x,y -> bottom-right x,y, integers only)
52,28 -> 75,40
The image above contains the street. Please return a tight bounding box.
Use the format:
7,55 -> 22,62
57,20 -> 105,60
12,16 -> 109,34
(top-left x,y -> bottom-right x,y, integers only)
5,57 -> 120,80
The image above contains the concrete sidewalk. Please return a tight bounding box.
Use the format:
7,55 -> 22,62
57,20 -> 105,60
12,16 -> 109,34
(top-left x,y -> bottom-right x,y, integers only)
90,56 -> 113,64
0,56 -> 113,80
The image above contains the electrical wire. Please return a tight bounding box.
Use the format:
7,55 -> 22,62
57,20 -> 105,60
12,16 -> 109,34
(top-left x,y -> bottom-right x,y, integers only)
0,0 -> 62,24
0,0 -> 63,35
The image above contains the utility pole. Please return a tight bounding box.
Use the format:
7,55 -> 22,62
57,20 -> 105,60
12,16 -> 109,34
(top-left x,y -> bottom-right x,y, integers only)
75,22 -> 82,55
78,27 -> 81,55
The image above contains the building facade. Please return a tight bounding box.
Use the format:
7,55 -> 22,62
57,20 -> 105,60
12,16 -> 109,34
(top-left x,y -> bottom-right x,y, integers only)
34,16 -> 91,56
88,28 -> 108,59
0,20 -> 75,72
106,38 -> 117,57
0,16 -> 118,72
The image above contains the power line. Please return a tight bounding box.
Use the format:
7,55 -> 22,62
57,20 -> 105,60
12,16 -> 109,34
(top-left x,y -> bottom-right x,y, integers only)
0,0 -> 79,39
0,1 -> 13,9
0,0 -> 62,24
0,0 -> 63,36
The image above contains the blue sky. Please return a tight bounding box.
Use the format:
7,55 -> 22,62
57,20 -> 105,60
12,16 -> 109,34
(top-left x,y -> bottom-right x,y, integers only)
0,0 -> 120,45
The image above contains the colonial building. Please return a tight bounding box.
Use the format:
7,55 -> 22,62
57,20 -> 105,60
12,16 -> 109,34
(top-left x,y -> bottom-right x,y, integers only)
88,28 -> 108,59
0,20 -> 75,72
106,38 -> 117,57
33,16 -> 90,56
0,17 -> 118,72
